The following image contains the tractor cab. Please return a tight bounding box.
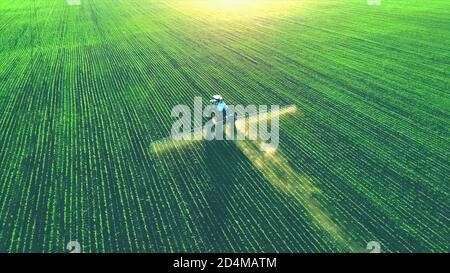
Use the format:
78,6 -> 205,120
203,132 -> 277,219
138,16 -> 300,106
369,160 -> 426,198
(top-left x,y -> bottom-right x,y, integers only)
209,95 -> 228,123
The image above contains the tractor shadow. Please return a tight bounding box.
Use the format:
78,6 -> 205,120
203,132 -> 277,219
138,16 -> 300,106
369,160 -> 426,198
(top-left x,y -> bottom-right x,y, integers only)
202,139 -> 240,247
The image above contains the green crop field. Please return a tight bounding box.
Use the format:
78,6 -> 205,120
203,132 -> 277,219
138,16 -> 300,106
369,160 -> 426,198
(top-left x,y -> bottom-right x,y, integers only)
0,0 -> 448,253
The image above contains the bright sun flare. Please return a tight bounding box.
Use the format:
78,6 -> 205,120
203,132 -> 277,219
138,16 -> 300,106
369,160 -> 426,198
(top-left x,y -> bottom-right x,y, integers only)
172,0 -> 300,20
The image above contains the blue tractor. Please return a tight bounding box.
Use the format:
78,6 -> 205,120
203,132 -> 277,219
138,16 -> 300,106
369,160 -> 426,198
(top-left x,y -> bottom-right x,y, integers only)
209,95 -> 229,124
